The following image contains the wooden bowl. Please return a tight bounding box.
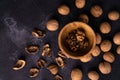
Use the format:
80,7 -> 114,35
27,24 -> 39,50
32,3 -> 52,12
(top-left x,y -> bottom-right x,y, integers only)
58,22 -> 96,59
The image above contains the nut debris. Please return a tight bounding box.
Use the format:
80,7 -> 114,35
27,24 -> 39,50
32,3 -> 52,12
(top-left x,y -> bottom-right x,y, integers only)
47,64 -> 58,75
32,29 -> 45,38
42,44 -> 51,57
25,45 -> 39,54
37,59 -> 46,68
58,51 -> 67,58
29,68 -> 39,78
55,57 -> 65,68
54,75 -> 62,80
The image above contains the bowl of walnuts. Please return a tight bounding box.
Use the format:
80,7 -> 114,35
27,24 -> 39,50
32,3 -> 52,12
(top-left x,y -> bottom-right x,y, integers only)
58,21 -> 96,59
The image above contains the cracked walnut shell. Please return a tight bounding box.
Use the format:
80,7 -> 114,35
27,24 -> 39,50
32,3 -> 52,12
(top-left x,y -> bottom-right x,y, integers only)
29,68 -> 39,78
47,64 -> 58,75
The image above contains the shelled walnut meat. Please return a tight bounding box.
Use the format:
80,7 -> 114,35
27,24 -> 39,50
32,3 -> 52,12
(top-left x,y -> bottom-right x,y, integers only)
25,45 -> 39,54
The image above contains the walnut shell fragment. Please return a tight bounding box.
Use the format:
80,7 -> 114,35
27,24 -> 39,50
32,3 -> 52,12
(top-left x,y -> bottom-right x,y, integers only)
58,51 -> 67,58
47,64 -> 58,75
37,59 -> 46,68
32,29 -> 45,38
55,57 -> 65,68
42,44 -> 51,57
13,59 -> 26,70
29,68 -> 39,78
25,45 -> 39,54
54,75 -> 62,80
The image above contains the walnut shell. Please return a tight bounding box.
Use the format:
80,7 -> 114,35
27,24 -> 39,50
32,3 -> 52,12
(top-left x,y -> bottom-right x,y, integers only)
58,51 -> 67,58
54,75 -> 62,80
46,20 -> 59,31
47,64 -> 58,75
116,46 -> 120,55
71,68 -> 83,80
80,54 -> 92,63
99,62 -> 111,74
13,60 -> 26,70
88,71 -> 99,80
32,29 -> 45,38
113,32 -> 120,45
90,5 -> 103,18
29,68 -> 39,78
37,59 -> 46,68
75,0 -> 86,9
42,44 -> 51,57
108,11 -> 120,21
100,22 -> 111,34
100,40 -> 112,52
91,45 -> 101,57
25,45 -> 39,54
96,33 -> 102,44
58,5 -> 70,15
103,52 -> 115,63
55,57 -> 65,68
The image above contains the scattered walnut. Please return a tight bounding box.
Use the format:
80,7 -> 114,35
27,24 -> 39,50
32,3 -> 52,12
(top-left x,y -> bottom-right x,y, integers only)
29,68 -> 39,78
88,71 -> 99,80
103,52 -> 115,63
99,62 -> 111,74
46,19 -> 59,31
79,14 -> 89,23
58,4 -> 70,15
42,44 -> 51,57
108,11 -> 120,21
54,75 -> 62,80
100,22 -> 111,34
55,57 -> 65,68
37,59 -> 46,68
91,45 -> 101,57
13,59 -> 26,70
116,46 -> 120,55
75,0 -> 86,9
113,32 -> 120,45
100,40 -> 112,52
58,51 -> 67,58
25,45 -> 39,54
90,5 -> 103,18
47,64 -> 58,75
71,68 -> 83,80
96,33 -> 102,44
32,29 -> 45,38
80,54 -> 92,63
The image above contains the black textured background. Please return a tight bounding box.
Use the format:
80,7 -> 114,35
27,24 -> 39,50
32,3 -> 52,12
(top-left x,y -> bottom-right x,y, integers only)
0,0 -> 120,80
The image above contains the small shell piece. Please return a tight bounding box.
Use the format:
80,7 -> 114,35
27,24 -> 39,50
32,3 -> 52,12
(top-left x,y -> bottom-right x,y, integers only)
80,54 -> 92,63
100,22 -> 111,34
88,71 -> 99,80
90,5 -> 103,18
95,33 -> 102,44
29,68 -> 39,78
58,51 -> 67,58
79,14 -> 89,23
75,0 -> 86,9
103,52 -> 115,63
91,45 -> 101,57
108,11 -> 120,21
100,40 -> 112,52
37,59 -> 46,68
99,62 -> 111,74
46,20 -> 59,31
32,29 -> 45,38
116,46 -> 120,55
58,4 -> 70,15
42,44 -> 51,57
71,68 -> 83,80
13,60 -> 26,70
55,57 -> 65,68
47,64 -> 58,75
113,32 -> 120,45
54,75 -> 62,80
25,45 -> 39,54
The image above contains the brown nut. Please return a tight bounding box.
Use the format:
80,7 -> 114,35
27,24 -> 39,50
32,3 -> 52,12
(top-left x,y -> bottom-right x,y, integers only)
113,32 -> 120,45
116,46 -> 120,55
13,60 -> 26,70
100,22 -> 111,34
47,64 -> 58,75
42,44 -> 51,57
91,45 -> 101,57
99,62 -> 111,74
58,4 -> 70,15
32,29 -> 45,38
108,11 -> 120,21
80,54 -> 92,63
37,59 -> 46,68
54,75 -> 62,80
29,68 -> 39,78
75,0 -> 86,9
100,40 -> 112,52
55,57 -> 65,68
96,33 -> 102,44
88,71 -> 99,80
58,51 -> 67,58
90,5 -> 103,18
71,68 -> 83,80
46,20 -> 59,31
103,52 -> 115,63
79,14 -> 89,23
25,45 -> 39,54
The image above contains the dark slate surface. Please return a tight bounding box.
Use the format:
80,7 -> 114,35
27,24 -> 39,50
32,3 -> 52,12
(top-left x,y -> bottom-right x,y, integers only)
0,0 -> 120,80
